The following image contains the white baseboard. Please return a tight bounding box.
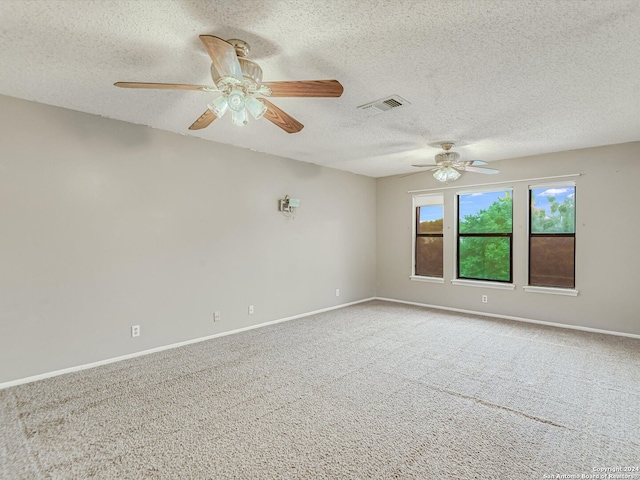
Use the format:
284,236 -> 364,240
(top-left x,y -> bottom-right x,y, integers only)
0,297 -> 376,390
375,297 -> 640,340
4,296 -> 636,390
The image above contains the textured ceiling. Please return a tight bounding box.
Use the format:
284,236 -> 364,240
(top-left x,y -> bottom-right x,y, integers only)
1,0 -> 639,177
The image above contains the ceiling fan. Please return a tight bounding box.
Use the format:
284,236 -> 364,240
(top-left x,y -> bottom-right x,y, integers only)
115,35 -> 344,134
411,143 -> 499,182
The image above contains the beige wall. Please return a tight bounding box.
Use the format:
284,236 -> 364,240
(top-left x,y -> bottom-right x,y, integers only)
2,92 -> 638,384
0,95 -> 377,383
376,142 -> 640,336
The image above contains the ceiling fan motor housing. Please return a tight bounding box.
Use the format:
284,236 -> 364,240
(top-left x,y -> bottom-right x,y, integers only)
435,151 -> 460,165
210,50 -> 263,88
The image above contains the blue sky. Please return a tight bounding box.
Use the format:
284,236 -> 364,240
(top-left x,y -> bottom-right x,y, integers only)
420,191 -> 507,222
420,188 -> 574,222
532,187 -> 575,215
419,205 -> 443,223
458,191 -> 509,219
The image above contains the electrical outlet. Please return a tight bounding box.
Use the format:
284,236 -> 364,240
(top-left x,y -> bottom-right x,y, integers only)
336,289 -> 340,297
214,311 -> 221,322
248,305 -> 254,315
482,295 -> 488,303
131,325 -> 140,337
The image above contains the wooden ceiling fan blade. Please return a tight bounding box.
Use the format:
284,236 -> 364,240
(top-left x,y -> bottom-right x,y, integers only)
114,82 -> 212,91
199,35 -> 243,81
258,99 -> 304,134
262,80 -> 344,97
188,109 -> 217,130
464,166 -> 500,174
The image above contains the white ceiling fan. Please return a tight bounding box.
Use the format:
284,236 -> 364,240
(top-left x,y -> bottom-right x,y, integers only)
411,143 -> 499,182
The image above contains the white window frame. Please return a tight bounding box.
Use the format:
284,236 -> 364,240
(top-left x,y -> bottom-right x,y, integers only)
410,193 -> 444,283
524,181 -> 579,296
451,187 -> 516,290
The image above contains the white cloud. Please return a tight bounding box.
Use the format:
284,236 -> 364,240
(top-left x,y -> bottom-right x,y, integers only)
537,188 -> 568,196
568,193 -> 575,198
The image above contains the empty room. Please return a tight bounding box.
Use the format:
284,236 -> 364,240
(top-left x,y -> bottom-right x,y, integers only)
1,1 -> 639,478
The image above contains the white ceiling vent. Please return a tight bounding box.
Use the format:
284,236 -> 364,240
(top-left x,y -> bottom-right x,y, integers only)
358,95 -> 410,115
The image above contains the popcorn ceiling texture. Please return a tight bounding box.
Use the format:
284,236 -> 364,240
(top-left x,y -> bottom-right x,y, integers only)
1,301 -> 638,478
0,1 -> 639,177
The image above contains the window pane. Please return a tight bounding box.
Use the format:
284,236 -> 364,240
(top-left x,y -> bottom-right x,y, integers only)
459,191 -> 512,234
459,237 -> 510,281
416,237 -> 443,277
531,187 -> 575,233
418,206 -> 443,234
530,236 -> 575,288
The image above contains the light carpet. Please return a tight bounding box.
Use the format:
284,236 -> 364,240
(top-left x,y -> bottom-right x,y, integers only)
1,300 -> 639,479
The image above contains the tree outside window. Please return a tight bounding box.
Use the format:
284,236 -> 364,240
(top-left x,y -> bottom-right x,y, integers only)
457,190 -> 513,282
416,205 -> 444,277
414,194 -> 444,278
529,185 -> 576,288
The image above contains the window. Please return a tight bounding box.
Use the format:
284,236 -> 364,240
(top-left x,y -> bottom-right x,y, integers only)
457,190 -> 513,282
529,184 -> 575,288
414,194 -> 443,278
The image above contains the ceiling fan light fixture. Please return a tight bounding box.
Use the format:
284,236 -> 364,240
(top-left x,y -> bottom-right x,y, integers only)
433,166 -> 461,182
231,108 -> 249,126
227,88 -> 246,112
208,95 -> 229,117
246,96 -> 267,120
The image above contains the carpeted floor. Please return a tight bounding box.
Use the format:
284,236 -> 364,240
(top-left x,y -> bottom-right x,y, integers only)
1,300 -> 639,479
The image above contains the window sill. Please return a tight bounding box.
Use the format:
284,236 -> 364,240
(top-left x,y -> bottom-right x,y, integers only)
523,286 -> 579,296
410,275 -> 445,284
451,279 -> 516,290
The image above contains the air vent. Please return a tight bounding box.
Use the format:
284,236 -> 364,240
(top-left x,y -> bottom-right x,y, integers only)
358,95 -> 410,115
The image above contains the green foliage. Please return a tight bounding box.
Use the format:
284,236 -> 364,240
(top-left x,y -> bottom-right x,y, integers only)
459,192 -> 512,281
459,192 -> 512,234
531,192 -> 575,233
459,237 -> 510,281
